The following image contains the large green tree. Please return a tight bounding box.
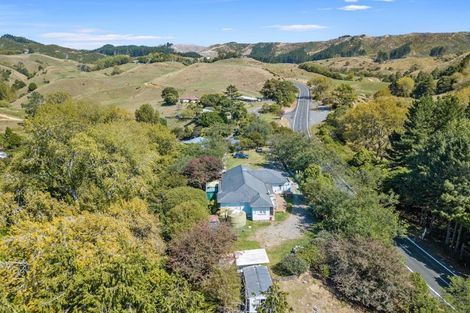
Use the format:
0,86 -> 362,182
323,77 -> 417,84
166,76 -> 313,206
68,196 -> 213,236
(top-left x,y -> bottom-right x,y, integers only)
161,87 -> 179,106
260,79 -> 297,106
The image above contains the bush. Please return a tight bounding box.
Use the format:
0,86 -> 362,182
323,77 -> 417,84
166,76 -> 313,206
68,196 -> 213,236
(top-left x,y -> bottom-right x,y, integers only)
12,79 -> 26,90
94,54 -> 131,70
297,244 -> 322,268
299,62 -> 344,80
28,82 -> 37,92
321,235 -> 411,312
277,254 -> 308,276
110,65 -> 122,76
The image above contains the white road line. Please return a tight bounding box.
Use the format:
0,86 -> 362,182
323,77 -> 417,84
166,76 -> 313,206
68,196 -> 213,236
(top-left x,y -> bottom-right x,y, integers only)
305,85 -> 311,138
398,241 -> 451,286
293,89 -> 300,131
406,237 -> 457,276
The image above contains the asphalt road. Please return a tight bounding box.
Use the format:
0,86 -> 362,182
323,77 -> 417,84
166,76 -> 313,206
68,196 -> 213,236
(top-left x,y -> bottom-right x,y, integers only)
290,82 -> 458,306
396,237 -> 459,305
292,82 -> 312,137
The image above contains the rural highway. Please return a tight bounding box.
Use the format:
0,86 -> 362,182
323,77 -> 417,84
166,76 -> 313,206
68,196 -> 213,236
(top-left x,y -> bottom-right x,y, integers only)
289,81 -> 460,306
292,82 -> 312,137
396,237 -> 460,305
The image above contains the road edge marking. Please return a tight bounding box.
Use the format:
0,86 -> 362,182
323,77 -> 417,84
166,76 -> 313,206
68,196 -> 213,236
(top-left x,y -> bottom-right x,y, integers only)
406,237 -> 458,276
293,84 -> 301,132
305,84 -> 311,138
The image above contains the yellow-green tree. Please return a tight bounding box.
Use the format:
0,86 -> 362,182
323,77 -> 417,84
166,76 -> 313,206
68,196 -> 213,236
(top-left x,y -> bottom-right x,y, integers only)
0,199 -> 213,312
4,100 -> 179,211
396,77 -> 415,97
340,97 -> 408,157
307,76 -> 333,100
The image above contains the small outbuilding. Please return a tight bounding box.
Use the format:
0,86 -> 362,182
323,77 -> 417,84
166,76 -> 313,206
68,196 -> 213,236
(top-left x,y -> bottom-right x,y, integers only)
238,96 -> 259,102
179,96 -> 199,104
180,137 -> 207,145
235,248 -> 270,270
243,265 -> 273,313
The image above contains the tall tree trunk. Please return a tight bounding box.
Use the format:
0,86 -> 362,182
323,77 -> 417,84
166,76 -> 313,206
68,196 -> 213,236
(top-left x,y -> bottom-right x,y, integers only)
460,242 -> 466,259
454,223 -> 463,253
428,215 -> 436,233
445,221 -> 453,246
451,222 -> 459,248
420,209 -> 427,227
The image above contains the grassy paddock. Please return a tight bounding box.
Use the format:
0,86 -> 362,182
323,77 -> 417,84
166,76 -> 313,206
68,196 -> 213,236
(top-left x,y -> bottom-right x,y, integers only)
225,149 -> 268,169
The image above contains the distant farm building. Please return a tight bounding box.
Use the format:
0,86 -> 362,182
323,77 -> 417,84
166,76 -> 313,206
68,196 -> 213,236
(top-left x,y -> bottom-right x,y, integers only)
238,95 -> 259,102
179,96 -> 199,103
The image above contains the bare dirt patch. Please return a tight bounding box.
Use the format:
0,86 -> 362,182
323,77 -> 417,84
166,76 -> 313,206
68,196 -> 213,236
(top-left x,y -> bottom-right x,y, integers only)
0,114 -> 23,122
279,273 -> 363,313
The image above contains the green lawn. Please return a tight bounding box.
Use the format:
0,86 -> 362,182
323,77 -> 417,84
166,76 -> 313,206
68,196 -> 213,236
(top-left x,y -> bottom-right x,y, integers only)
233,220 -> 270,251
225,149 -> 268,170
266,236 -> 312,267
333,79 -> 389,96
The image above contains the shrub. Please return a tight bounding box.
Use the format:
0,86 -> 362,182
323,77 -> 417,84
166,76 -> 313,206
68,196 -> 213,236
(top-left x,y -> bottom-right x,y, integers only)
12,79 -> 26,90
168,222 -> 236,284
28,82 -> 37,92
321,235 -> 411,312
183,155 -> 223,189
277,254 -> 308,276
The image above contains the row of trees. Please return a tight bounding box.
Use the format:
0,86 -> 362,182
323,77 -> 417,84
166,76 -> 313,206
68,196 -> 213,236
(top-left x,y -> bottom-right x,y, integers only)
389,54 -> 469,99
269,130 -> 443,312
312,65 -> 470,310
389,96 -> 470,259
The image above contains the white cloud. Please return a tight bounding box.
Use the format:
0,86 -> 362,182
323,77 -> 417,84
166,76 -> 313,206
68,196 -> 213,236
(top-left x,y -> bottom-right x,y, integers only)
339,4 -> 371,11
39,29 -> 173,48
344,0 -> 359,2
268,24 -> 326,32
221,27 -> 234,31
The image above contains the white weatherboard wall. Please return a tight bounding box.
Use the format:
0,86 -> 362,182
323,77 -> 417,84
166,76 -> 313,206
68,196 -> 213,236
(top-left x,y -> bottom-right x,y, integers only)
252,207 -> 271,221
220,203 -> 253,219
272,182 -> 291,194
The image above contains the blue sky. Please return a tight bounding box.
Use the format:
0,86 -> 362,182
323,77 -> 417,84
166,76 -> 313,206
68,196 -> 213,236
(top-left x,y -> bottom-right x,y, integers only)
1,0 -> 469,49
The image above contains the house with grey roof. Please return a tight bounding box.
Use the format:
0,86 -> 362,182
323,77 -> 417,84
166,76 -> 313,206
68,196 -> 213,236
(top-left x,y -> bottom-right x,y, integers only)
217,165 -> 291,221
243,265 -> 273,312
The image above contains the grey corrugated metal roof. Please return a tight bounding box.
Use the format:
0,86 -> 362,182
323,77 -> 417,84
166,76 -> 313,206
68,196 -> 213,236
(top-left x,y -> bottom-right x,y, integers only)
249,168 -> 288,185
217,166 -> 274,207
243,265 -> 272,297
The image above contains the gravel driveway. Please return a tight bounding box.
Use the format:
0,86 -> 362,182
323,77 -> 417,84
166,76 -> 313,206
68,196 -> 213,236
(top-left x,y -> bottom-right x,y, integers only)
250,191 -> 313,248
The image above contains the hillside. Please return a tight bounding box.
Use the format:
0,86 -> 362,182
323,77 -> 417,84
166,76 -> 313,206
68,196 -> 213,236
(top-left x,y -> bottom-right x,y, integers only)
0,34 -> 104,63
203,32 -> 470,63
2,32 -> 470,65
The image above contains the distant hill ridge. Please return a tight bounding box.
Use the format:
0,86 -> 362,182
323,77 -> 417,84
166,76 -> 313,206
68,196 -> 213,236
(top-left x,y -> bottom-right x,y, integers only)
1,32 -> 470,64
0,34 -> 104,63
203,32 -> 470,63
